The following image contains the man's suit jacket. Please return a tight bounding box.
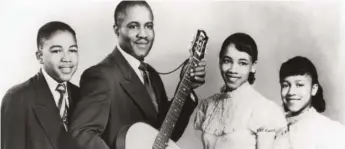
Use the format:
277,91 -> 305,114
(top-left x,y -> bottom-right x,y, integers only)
1,71 -> 80,149
70,48 -> 197,149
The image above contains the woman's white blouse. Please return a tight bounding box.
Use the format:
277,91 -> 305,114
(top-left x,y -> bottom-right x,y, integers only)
275,107 -> 345,149
194,83 -> 286,149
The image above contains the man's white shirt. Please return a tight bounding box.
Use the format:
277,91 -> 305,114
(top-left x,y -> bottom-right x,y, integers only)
117,45 -> 145,84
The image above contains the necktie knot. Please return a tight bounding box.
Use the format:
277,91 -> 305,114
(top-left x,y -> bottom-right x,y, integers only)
56,83 -> 66,94
138,62 -> 148,72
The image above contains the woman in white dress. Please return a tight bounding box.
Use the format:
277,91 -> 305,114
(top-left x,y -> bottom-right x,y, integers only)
275,56 -> 345,149
194,33 -> 286,149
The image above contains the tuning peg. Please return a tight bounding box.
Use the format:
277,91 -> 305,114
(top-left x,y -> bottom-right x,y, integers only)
188,36 -> 195,50
190,36 -> 195,43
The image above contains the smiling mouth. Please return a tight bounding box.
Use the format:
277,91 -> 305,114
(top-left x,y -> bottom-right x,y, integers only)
135,43 -> 150,49
136,43 -> 148,45
225,75 -> 240,82
59,66 -> 74,74
286,97 -> 301,102
135,39 -> 149,44
135,41 -> 148,44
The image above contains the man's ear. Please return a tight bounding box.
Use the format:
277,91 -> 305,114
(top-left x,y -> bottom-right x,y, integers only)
36,50 -> 43,64
311,83 -> 319,96
251,61 -> 257,73
113,24 -> 119,36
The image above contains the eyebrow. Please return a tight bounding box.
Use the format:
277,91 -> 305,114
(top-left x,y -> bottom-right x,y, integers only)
282,79 -> 304,83
127,21 -> 140,25
221,56 -> 249,62
145,22 -> 153,25
127,21 -> 153,26
221,56 -> 231,59
49,45 -> 62,50
70,45 -> 78,49
238,58 -> 249,61
49,45 -> 78,50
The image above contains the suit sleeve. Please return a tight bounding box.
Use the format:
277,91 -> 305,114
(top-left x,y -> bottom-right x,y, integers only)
1,89 -> 27,149
69,67 -> 112,149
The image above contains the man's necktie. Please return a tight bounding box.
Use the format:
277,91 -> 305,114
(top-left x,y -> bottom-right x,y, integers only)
56,83 -> 69,131
138,62 -> 159,112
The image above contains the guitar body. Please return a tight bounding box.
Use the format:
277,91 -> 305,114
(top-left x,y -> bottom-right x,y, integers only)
117,122 -> 180,149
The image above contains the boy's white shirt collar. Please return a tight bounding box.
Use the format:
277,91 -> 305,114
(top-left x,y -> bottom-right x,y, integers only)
41,68 -> 68,107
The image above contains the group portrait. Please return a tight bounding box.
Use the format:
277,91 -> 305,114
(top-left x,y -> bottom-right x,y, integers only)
1,0 -> 345,149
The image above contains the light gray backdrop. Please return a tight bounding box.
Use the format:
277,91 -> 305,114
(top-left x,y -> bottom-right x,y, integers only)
0,0 -> 344,149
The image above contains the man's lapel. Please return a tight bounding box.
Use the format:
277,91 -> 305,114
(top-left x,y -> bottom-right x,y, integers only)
32,71 -> 66,148
112,48 -> 158,123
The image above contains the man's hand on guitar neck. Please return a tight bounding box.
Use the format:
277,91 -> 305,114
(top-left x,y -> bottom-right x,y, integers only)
180,59 -> 206,89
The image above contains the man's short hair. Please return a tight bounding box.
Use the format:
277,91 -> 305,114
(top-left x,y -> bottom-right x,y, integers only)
114,1 -> 153,26
36,21 -> 76,49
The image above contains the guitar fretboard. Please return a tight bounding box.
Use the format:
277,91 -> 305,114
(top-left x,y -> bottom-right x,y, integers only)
153,58 -> 199,149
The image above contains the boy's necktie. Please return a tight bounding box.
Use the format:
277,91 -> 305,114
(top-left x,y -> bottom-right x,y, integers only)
56,83 -> 69,131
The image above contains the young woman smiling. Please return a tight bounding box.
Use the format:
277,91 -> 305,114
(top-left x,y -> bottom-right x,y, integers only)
194,33 -> 286,149
275,56 -> 345,149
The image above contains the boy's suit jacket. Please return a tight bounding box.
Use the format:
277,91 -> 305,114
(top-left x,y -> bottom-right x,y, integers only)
1,71 -> 80,149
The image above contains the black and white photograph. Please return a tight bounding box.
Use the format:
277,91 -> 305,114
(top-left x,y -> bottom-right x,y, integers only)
1,0 -> 345,149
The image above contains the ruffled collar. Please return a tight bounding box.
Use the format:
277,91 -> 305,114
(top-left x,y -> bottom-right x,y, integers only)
286,107 -> 316,126
224,82 -> 252,100
201,82 -> 256,136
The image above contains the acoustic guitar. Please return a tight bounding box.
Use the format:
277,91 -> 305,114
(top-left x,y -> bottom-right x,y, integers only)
116,30 -> 208,149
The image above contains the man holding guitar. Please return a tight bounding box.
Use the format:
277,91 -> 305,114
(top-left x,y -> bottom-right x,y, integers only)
69,1 -> 206,149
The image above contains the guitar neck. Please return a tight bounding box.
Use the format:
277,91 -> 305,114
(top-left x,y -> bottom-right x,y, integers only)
153,57 -> 199,149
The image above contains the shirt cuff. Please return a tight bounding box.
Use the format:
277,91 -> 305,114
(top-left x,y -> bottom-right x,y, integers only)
190,92 -> 196,102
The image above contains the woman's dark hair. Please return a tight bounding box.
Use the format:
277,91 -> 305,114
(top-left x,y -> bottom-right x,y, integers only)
279,56 -> 326,113
219,33 -> 258,84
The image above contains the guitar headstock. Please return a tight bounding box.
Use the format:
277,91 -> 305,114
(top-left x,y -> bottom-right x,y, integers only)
190,30 -> 208,60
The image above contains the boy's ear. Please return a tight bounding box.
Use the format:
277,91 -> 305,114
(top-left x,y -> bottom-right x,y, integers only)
113,25 -> 119,36
36,50 -> 43,64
